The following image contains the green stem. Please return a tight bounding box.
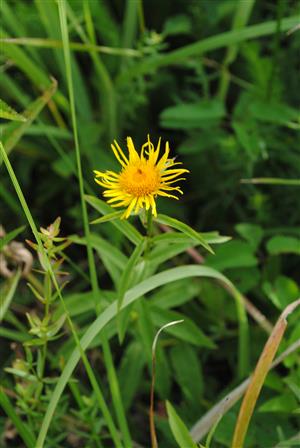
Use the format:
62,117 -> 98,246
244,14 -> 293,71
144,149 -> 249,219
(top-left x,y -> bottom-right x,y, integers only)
144,209 -> 153,258
102,333 -> 133,448
227,284 -> 249,379
58,0 -> 99,304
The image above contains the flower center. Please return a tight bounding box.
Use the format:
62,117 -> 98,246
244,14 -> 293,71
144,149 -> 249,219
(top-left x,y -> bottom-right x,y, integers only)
119,163 -> 161,197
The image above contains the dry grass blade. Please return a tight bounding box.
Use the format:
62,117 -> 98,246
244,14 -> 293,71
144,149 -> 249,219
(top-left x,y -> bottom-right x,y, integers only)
231,298 -> 300,448
190,327 -> 300,443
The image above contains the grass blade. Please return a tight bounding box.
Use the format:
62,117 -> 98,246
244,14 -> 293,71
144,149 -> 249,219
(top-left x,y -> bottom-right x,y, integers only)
218,0 -> 255,100
1,79 -> 57,161
231,298 -> 300,448
241,177 -> 300,186
118,15 -> 299,81
0,387 -> 36,447
0,269 -> 21,321
0,225 -> 26,249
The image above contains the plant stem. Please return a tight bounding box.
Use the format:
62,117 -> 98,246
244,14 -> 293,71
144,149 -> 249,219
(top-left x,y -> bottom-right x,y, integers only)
144,209 -> 153,259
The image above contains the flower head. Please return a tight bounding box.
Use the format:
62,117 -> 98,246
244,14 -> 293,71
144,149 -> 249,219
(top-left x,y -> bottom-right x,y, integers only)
94,135 -> 189,219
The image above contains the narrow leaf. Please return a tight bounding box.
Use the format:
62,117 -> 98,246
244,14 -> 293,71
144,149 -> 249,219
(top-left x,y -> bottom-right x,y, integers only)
1,78 -> 57,162
91,210 -> 124,224
156,214 -> 214,254
166,400 -> 198,448
0,99 -> 27,121
0,225 -> 26,249
85,194 -> 142,245
0,269 -> 21,321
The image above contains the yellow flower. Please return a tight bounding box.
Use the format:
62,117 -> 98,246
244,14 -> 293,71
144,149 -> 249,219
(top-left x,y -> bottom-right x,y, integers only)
94,135 -> 189,219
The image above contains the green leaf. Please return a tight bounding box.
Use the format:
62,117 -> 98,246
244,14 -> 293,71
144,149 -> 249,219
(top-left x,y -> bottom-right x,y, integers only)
0,225 -> 26,249
263,276 -> 299,310
118,342 -> 146,410
0,99 -> 26,121
232,121 -> 258,157
258,392 -> 298,413
163,14 -> 192,36
266,236 -> 300,255
151,279 -> 201,309
170,343 -> 203,403
249,100 -> 299,126
152,231 -> 231,246
0,269 -> 21,321
155,214 -> 214,254
1,79 -> 57,162
90,210 -> 124,224
206,240 -> 257,271
166,400 -> 198,448
0,387 -> 36,447
117,239 -> 146,342
70,233 -> 128,271
160,100 -> 225,129
235,223 -> 263,250
85,195 -> 143,245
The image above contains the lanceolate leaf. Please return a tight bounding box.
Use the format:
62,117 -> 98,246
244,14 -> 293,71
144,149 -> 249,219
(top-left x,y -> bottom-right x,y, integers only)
0,99 -> 27,122
0,225 -> 26,249
166,400 -> 198,448
85,195 -> 143,245
1,79 -> 57,162
155,214 -> 214,254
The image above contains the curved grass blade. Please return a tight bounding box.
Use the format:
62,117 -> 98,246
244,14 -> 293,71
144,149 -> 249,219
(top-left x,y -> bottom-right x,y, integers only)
37,264 -> 248,446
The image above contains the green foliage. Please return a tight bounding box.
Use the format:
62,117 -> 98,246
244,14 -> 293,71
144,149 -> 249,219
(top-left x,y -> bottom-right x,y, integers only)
1,0 -> 300,447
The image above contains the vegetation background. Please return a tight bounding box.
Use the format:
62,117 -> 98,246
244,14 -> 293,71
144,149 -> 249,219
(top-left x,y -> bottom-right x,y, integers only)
0,0 -> 300,447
